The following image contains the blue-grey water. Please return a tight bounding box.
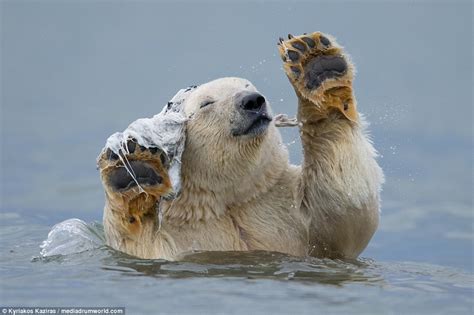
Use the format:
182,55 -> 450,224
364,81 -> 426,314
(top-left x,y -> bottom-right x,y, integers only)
1,1 -> 473,314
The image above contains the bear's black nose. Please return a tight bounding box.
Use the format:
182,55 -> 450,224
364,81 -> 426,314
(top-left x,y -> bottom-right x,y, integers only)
240,92 -> 266,112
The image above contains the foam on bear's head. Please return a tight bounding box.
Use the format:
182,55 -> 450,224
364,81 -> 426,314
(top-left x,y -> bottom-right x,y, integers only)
99,86 -> 197,197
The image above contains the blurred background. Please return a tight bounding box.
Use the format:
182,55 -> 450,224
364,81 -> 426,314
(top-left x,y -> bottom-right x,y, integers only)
0,1 -> 472,312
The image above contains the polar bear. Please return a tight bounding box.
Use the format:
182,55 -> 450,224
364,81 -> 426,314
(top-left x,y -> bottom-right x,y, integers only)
97,32 -> 384,260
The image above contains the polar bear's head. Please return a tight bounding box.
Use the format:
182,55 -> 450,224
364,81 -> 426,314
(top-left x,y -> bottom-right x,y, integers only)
176,77 -> 289,209
183,77 -> 275,139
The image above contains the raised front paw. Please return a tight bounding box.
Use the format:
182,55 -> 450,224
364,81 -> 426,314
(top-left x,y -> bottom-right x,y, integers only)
278,32 -> 358,122
98,139 -> 173,198
97,140 -> 173,231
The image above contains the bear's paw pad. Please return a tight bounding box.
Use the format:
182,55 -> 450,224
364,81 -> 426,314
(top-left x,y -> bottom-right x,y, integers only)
98,139 -> 173,199
278,32 -> 357,121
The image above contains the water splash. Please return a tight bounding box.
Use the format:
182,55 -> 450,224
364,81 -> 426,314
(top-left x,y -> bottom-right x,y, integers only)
40,219 -> 105,257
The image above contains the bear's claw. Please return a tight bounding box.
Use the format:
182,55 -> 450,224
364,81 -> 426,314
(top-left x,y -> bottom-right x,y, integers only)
278,32 -> 358,122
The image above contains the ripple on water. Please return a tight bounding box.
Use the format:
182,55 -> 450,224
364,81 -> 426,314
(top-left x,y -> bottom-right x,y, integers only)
34,219 -> 474,292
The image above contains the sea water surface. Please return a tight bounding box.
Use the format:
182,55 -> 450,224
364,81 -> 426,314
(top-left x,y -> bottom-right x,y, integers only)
1,1 -> 473,314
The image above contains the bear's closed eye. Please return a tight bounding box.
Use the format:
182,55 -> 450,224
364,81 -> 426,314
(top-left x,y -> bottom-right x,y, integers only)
200,100 -> 215,108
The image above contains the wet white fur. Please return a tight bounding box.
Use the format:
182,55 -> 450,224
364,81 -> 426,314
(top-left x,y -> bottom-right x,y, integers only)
103,77 -> 384,260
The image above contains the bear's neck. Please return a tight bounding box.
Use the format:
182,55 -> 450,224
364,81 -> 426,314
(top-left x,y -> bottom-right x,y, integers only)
163,128 -> 289,224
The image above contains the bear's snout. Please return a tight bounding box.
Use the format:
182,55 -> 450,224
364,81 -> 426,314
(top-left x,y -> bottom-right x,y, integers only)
232,92 -> 272,137
239,92 -> 266,112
